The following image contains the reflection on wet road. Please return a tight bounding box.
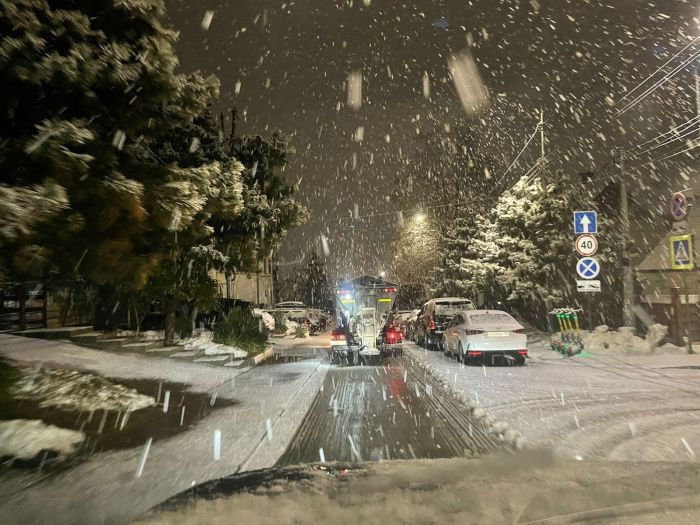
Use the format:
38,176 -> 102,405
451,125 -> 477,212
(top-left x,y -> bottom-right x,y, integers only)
279,358 -> 504,465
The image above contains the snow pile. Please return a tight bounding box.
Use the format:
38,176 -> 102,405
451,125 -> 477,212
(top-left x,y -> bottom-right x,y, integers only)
646,324 -> 667,349
583,326 -> 654,355
179,329 -> 247,358
253,308 -> 275,332
139,330 -> 165,341
0,420 -> 85,460
12,368 -> 156,411
284,319 -> 299,336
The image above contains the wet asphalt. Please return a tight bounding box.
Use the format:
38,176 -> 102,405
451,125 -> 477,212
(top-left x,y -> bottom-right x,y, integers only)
278,355 -> 505,465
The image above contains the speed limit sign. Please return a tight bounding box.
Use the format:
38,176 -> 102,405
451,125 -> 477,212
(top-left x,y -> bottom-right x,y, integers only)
575,234 -> 598,256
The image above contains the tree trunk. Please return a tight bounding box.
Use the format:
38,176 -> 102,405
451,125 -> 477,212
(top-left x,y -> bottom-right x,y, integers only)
163,296 -> 177,346
190,306 -> 199,334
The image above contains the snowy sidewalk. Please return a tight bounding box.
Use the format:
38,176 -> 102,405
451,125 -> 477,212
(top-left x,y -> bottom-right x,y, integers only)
405,339 -> 700,463
0,334 -> 244,392
0,334 -> 328,524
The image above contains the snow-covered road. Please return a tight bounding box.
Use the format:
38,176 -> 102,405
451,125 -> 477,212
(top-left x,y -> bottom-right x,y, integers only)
0,334 -> 328,525
406,337 -> 700,462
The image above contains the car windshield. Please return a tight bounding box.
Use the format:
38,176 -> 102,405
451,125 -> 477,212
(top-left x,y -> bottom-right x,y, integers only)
2,1 -> 699,523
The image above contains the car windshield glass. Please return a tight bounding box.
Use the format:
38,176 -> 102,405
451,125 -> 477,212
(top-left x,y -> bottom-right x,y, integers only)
2,1 -> 698,522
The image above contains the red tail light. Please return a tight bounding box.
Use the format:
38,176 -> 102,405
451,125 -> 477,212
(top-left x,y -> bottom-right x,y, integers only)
429,318 -> 436,330
517,349 -> 528,355
331,330 -> 345,341
468,350 -> 483,357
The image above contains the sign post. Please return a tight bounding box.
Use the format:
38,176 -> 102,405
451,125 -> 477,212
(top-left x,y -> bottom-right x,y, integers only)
669,192 -> 694,354
574,211 -> 600,331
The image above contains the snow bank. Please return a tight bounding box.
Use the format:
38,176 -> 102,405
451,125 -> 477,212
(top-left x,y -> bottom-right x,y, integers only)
583,325 -> 683,356
139,330 -> 165,341
12,368 -> 156,411
253,309 -> 275,332
0,419 -> 85,460
284,319 -> 299,336
178,329 -> 247,358
403,348 -> 523,450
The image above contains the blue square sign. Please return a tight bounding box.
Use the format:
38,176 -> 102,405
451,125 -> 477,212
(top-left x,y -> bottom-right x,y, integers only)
574,211 -> 598,234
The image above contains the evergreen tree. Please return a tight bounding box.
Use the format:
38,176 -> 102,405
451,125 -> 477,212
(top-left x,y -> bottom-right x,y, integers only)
433,215 -> 476,297
226,131 -> 309,272
0,0 -> 216,289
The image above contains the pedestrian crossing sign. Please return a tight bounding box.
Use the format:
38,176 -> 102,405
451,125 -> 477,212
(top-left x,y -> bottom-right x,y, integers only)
669,234 -> 694,270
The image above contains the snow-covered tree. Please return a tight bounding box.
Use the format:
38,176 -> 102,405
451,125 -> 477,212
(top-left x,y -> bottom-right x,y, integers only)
393,215 -> 441,305
0,0 -> 215,288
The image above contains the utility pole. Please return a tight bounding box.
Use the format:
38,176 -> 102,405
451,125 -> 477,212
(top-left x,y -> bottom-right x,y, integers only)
620,153 -> 635,326
539,108 -> 545,159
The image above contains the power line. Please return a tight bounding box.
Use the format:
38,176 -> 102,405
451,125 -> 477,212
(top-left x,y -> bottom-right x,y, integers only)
616,47 -> 700,117
498,122 -> 541,182
617,36 -> 700,105
626,116 -> 700,158
624,115 -> 700,153
642,139 -> 699,164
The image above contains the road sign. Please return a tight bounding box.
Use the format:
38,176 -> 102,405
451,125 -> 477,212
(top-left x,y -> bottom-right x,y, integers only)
670,193 -> 688,222
577,280 -> 601,293
575,234 -> 599,256
573,211 -> 598,234
576,257 -> 600,279
669,233 -> 694,270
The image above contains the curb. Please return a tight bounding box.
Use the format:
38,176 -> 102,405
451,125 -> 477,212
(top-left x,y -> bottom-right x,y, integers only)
244,346 -> 274,367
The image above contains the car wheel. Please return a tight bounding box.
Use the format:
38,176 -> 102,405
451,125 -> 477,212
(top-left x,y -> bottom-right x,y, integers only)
442,337 -> 451,357
516,355 -> 526,366
457,343 -> 464,363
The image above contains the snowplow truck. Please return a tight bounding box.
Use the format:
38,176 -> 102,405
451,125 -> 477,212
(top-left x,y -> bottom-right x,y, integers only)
331,275 -> 401,366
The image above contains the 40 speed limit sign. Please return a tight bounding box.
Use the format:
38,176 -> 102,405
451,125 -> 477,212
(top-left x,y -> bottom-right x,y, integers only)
575,234 -> 598,257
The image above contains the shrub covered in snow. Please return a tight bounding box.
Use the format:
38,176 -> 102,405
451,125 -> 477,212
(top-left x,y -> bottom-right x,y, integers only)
213,307 -> 266,355
12,368 -> 155,411
0,419 -> 85,461
179,329 -> 247,358
294,323 -> 310,339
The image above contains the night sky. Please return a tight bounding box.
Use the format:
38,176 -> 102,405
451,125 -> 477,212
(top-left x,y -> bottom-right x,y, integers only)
166,0 -> 698,283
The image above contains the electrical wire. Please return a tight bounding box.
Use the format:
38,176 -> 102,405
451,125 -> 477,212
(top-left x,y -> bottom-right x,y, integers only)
626,117 -> 700,158
623,115 -> 700,154
616,47 -> 700,117
617,36 -> 700,104
642,139 -> 699,164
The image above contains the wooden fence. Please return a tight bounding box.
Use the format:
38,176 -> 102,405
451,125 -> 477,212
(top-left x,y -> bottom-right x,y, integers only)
0,285 -> 48,331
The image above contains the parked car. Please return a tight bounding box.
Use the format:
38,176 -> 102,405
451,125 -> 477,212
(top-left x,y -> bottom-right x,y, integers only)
392,310 -> 414,338
404,309 -> 420,341
415,297 -> 475,349
442,310 -> 527,365
275,301 -> 305,310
